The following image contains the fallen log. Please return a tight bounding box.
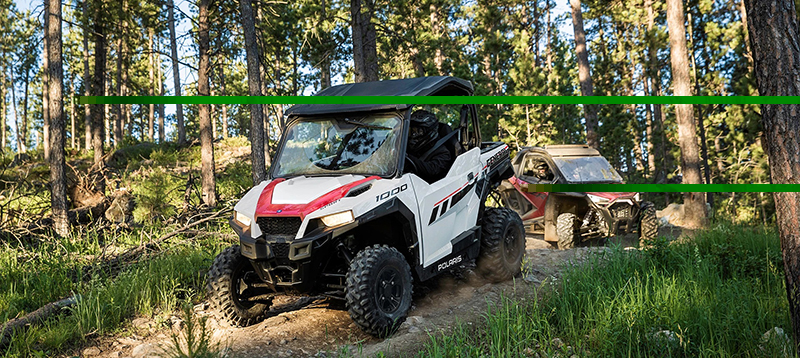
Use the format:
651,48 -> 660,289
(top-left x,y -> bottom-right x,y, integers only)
0,295 -> 80,347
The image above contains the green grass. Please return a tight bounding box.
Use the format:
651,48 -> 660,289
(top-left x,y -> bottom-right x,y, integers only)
0,224 -> 227,357
420,222 -> 791,357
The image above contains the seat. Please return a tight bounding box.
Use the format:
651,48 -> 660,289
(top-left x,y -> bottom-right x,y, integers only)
437,122 -> 460,172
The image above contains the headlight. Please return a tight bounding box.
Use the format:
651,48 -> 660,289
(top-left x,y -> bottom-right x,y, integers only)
587,194 -> 609,204
235,211 -> 252,227
634,193 -> 641,202
320,210 -> 354,227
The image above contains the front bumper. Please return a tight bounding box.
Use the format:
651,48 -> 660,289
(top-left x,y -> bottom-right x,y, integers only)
230,217 -> 354,293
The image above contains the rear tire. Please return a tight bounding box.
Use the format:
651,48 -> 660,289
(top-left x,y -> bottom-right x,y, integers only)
207,245 -> 270,327
346,245 -> 413,338
556,213 -> 579,250
477,208 -> 525,283
638,201 -> 658,244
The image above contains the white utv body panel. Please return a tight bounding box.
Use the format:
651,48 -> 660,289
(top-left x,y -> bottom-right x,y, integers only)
233,180 -> 269,237
411,147 -> 482,267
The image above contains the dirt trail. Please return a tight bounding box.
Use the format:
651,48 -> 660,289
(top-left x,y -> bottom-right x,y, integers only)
76,236 -> 635,358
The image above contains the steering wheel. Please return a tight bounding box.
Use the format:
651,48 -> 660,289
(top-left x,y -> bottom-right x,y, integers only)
404,157 -> 418,173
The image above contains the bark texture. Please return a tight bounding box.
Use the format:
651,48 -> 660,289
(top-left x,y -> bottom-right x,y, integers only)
198,0 -> 216,207
351,0 -> 379,82
148,28 -> 155,142
46,0 -> 69,237
239,0 -> 267,184
744,0 -> 800,348
168,1 -> 186,145
83,0 -> 91,150
91,0 -> 106,193
569,0 -> 598,149
666,0 -> 705,228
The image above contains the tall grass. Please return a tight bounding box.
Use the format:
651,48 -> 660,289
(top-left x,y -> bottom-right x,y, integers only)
421,222 -> 790,357
0,225 -> 225,357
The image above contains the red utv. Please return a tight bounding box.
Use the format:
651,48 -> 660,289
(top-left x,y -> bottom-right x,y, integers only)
496,145 -> 657,249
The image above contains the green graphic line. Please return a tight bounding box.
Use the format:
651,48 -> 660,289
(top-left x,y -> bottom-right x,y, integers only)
526,184 -> 800,193
77,96 -> 800,105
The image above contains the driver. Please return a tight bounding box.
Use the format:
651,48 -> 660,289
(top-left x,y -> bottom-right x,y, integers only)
406,110 -> 451,183
536,162 -> 554,181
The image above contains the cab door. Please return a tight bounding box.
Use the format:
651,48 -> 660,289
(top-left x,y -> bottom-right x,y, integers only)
409,148 -> 481,268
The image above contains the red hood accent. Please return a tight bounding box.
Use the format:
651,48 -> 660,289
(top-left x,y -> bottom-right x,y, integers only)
255,176 -> 380,219
588,192 -> 637,200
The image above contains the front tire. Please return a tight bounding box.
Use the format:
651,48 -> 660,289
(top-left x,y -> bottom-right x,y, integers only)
477,208 -> 525,283
346,245 -> 413,338
556,213 -> 579,249
207,245 -> 270,327
638,201 -> 658,244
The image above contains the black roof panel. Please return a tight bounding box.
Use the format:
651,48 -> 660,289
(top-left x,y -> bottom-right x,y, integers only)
285,76 -> 474,117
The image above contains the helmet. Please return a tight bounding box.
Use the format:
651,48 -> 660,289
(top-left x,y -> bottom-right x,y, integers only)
408,110 -> 438,154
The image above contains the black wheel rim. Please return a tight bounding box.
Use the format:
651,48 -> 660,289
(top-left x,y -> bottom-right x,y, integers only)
503,226 -> 523,262
375,266 -> 404,314
232,261 -> 257,309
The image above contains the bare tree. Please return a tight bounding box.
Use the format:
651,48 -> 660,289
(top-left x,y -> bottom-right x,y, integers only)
0,67 -> 6,151
351,0 -> 379,82
666,0 -> 705,228
43,3 -> 50,161
198,0 -> 216,206
45,0 -> 69,236
9,67 -> 24,153
83,0 -> 91,150
744,0 -> 800,348
157,39 -> 165,143
239,0 -> 267,184
569,0 -> 598,149
92,0 -> 106,194
168,0 -> 186,145
148,28 -> 155,142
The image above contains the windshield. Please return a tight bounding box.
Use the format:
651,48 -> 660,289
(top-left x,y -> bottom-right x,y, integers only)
272,115 -> 403,178
552,156 -> 623,183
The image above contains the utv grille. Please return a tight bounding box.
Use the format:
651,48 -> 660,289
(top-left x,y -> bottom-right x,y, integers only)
270,242 -> 290,258
257,216 -> 302,237
610,203 -> 632,218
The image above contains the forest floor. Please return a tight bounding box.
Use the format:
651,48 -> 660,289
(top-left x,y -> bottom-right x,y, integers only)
71,232 -> 676,358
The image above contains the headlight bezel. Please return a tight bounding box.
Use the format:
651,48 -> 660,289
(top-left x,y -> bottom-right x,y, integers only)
235,211 -> 252,227
320,210 -> 355,227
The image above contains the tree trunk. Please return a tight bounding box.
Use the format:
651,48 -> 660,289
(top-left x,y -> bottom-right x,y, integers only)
92,0 -> 106,194
430,2 -> 444,75
83,0 -> 91,151
644,79 -> 656,177
43,4 -> 51,161
104,80 -> 110,146
351,0 -> 379,82
666,0 -> 706,228
10,67 -> 23,153
569,0 -> 598,149
239,0 -> 266,184
0,67 -> 6,151
263,54 -> 274,168
219,62 -> 228,139
22,71 -> 29,153
157,39 -> 165,143
645,0 -> 667,184
114,28 -> 123,147
148,28 -> 155,142
46,0 -> 69,237
744,0 -> 800,349
168,0 -> 186,145
198,0 -> 215,207
739,0 -> 754,75
70,83 -> 75,149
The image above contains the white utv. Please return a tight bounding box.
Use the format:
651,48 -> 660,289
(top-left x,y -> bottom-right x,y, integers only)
207,77 -> 523,337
